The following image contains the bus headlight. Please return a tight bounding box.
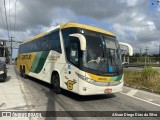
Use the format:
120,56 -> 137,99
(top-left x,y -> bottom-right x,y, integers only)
77,73 -> 86,80
78,73 -> 109,86
76,73 -> 94,84
85,78 -> 94,83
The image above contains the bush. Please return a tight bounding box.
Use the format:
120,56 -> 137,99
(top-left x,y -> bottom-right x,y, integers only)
124,67 -> 160,91
140,67 -> 159,81
138,67 -> 160,89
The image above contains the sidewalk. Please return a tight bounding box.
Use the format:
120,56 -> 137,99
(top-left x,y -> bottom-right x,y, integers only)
0,65 -> 29,120
0,65 -> 27,110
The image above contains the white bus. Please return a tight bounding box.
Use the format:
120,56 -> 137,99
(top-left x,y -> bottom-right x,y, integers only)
17,23 -> 133,95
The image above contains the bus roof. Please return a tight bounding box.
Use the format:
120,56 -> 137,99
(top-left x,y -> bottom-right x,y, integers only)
60,23 -> 115,36
21,22 -> 115,45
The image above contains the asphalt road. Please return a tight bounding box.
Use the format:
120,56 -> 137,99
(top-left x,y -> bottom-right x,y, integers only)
0,65 -> 160,120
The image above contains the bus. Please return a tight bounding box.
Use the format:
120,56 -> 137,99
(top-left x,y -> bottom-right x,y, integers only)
17,23 -> 133,95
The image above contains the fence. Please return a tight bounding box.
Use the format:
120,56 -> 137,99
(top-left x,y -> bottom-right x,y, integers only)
122,56 -> 160,64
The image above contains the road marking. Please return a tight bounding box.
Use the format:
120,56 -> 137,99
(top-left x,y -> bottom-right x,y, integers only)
126,90 -> 138,96
120,92 -> 160,107
146,98 -> 153,102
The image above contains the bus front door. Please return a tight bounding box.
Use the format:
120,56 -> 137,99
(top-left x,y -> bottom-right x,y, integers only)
63,39 -> 80,93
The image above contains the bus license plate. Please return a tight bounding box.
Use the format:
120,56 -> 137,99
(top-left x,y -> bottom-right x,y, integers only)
104,88 -> 112,93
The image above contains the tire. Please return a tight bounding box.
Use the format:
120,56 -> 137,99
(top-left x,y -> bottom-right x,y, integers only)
4,72 -> 7,79
0,74 -> 5,82
3,73 -> 7,81
20,67 -> 23,77
52,74 -> 61,94
22,67 -> 27,78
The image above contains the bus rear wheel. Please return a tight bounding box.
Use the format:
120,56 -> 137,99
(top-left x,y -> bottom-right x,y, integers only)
52,74 -> 61,94
22,67 -> 27,78
20,67 -> 23,77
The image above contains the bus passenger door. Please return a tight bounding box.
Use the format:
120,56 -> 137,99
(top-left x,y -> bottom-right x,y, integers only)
63,38 -> 80,93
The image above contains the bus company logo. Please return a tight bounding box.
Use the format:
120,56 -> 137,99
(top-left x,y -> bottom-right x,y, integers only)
22,54 -> 32,59
98,78 -> 108,81
49,55 -> 60,61
65,77 -> 76,90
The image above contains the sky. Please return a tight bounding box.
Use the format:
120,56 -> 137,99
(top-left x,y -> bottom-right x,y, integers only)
0,0 -> 160,58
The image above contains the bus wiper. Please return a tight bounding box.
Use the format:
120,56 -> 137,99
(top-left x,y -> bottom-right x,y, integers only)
88,57 -> 103,64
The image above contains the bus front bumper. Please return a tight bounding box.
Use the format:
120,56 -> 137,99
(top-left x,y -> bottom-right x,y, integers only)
79,80 -> 124,95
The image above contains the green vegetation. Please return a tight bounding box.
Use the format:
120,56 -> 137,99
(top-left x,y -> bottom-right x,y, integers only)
124,67 -> 160,93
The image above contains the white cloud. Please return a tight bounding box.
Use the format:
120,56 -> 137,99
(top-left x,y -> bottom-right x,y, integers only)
126,0 -> 139,6
0,0 -> 160,54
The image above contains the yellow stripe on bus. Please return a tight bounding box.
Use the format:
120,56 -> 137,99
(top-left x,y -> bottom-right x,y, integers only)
86,72 -> 111,82
17,52 -> 37,74
60,23 -> 115,37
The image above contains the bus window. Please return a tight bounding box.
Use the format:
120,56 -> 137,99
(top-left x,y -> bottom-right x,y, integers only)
41,36 -> 49,51
49,31 -> 61,53
34,39 -> 42,52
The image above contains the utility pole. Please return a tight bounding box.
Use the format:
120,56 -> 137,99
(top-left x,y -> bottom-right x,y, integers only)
145,47 -> 148,55
9,36 -> 14,63
123,49 -> 126,62
139,48 -> 142,63
139,48 -> 142,56
145,47 -> 148,64
159,44 -> 160,64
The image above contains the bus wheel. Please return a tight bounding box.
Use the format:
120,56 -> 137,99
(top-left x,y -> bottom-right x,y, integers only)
52,74 -> 61,94
20,67 -> 23,77
22,67 -> 27,78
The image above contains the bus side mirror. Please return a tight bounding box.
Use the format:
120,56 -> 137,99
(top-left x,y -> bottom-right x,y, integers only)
69,34 -> 86,51
119,42 -> 133,56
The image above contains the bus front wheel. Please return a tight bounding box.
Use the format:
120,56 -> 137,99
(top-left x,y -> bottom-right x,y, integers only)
52,74 -> 61,94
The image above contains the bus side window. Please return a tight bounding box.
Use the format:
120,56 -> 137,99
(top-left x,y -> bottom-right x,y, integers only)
49,30 -> 61,53
41,36 -> 49,51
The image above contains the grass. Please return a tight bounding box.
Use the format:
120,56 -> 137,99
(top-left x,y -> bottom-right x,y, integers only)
124,67 -> 160,93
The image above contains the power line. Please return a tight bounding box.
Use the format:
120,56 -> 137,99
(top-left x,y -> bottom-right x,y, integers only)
0,5 -> 6,30
14,0 -> 18,38
4,0 -> 10,38
8,0 -> 12,37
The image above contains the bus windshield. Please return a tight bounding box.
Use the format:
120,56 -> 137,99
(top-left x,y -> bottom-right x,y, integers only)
83,34 -> 122,74
62,27 -> 122,75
